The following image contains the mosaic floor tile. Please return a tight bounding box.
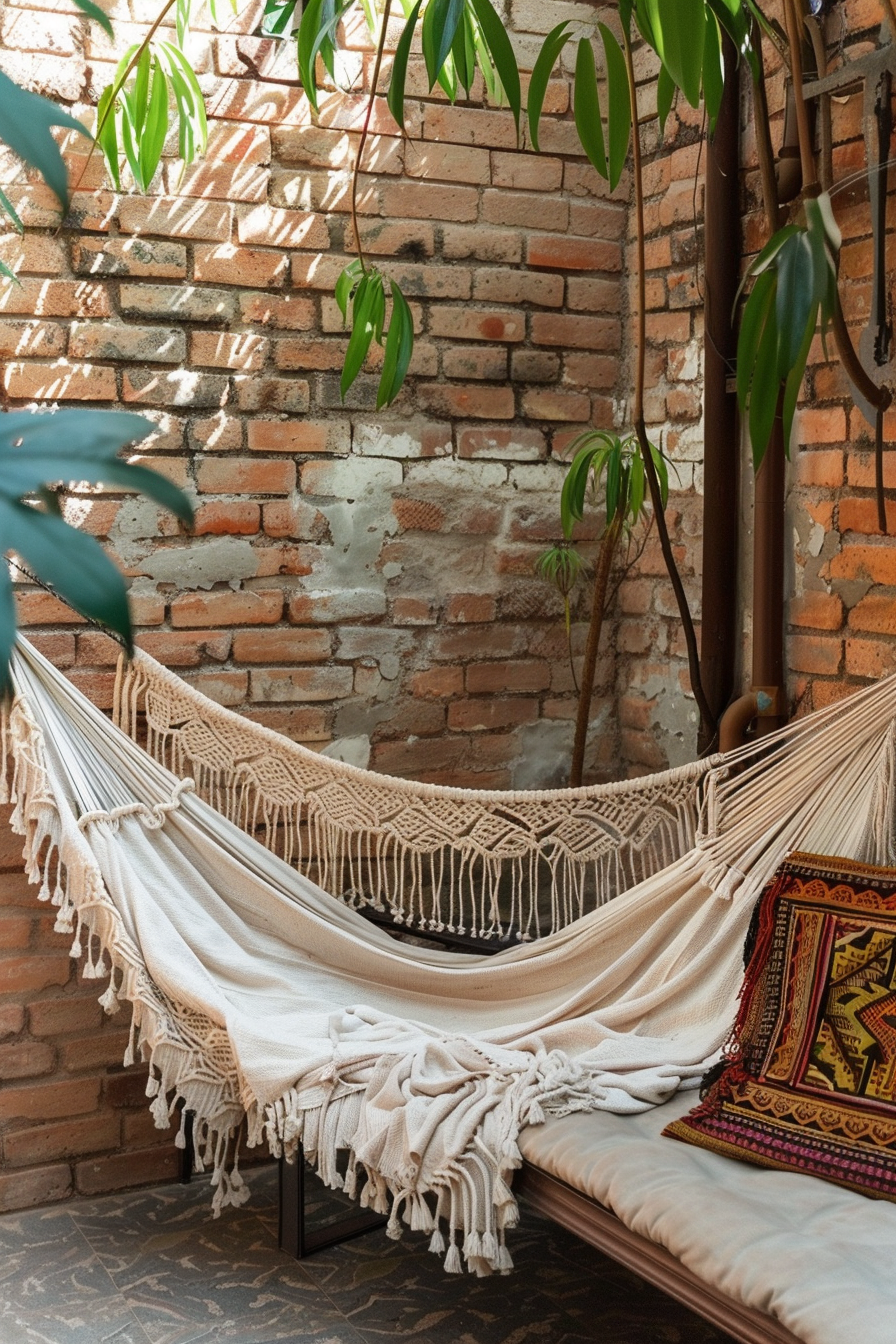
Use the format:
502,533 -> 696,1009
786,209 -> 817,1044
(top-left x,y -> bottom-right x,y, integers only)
0,1161 -> 737,1344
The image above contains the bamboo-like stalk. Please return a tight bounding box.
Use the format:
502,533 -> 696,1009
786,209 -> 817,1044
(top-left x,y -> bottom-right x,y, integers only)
621,24 -> 715,745
351,0 -> 393,272
569,514 -> 622,788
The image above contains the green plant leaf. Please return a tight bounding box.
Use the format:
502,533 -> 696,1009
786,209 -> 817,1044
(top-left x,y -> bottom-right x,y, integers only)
452,9 -> 475,98
297,0 -> 333,112
137,58 -> 168,188
422,0 -> 465,91
261,0 -> 299,36
341,273 -> 377,399
0,498 -> 132,649
0,185 -> 23,235
0,70 -> 88,209
629,447 -> 645,519
469,0 -> 521,133
377,280 -> 414,407
528,21 -> 572,152
132,45 -> 152,136
734,222 -> 800,310
0,257 -> 19,283
157,42 -> 208,159
775,231 -> 814,376
657,61 -> 675,130
573,38 -> 607,179
598,22 -> 630,191
702,10 -> 723,130
176,0 -> 192,45
642,0 -> 706,108
336,258 -> 364,322
781,303 -> 816,459
650,440 -> 669,507
95,85 -> 122,190
736,265 -> 775,409
72,0 -> 114,36
387,0 -> 423,130
0,563 -> 15,694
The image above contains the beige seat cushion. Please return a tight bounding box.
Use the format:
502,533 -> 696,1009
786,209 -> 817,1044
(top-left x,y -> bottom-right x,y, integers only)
518,1092 -> 896,1344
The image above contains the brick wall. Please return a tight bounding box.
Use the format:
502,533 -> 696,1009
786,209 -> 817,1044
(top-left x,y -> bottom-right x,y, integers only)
0,0 -> 629,1208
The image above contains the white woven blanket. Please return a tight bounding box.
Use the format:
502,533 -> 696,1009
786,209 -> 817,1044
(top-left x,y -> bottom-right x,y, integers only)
7,638 -> 896,1274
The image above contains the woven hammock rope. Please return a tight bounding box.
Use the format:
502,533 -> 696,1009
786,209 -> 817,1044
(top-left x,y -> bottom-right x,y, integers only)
113,651 -> 713,940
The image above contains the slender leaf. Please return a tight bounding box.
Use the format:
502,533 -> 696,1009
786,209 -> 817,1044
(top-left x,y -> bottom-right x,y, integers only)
95,85 -> 121,190
387,0 -> 423,130
422,0 -> 465,92
297,0 -> 331,112
528,22 -> 572,152
452,11 -> 474,98
775,232 -> 814,375
0,185 -> 23,235
469,0 -> 521,133
781,306 -> 816,458
702,11 -> 723,130
0,70 -> 88,209
748,311 -> 780,471
176,0 -> 192,46
734,222 -> 800,309
650,441 -> 669,506
72,0 -> 114,36
0,257 -> 18,283
137,59 -> 168,188
573,39 -> 607,179
0,409 -> 154,458
642,0 -> 706,107
157,42 -> 208,159
629,449 -> 645,519
377,281 -> 414,407
473,21 -> 499,102
0,498 -> 132,648
336,258 -> 364,322
736,266 -> 775,409
341,273 -> 377,398
657,61 -> 675,130
598,22 -> 630,191
261,0 -> 299,36
132,45 -> 152,136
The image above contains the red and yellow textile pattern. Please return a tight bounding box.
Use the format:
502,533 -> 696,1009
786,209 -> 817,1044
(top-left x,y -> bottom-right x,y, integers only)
665,852 -> 896,1200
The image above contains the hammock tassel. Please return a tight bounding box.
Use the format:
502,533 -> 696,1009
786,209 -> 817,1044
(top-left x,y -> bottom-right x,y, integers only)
99,975 -> 120,1015
443,1237 -> 463,1274
428,1226 -> 446,1255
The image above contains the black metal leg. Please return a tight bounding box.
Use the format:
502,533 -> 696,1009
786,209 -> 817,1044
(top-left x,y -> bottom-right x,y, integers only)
278,1143 -> 388,1259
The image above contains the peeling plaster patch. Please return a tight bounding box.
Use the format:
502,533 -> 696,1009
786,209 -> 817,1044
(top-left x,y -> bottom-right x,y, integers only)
334,697 -> 394,738
512,720 -> 575,790
138,538 -> 259,589
806,522 -> 825,558
638,673 -> 698,769
321,735 -> 371,770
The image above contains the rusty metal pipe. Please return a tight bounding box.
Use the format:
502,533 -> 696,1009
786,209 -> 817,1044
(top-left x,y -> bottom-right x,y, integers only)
699,32 -> 741,753
719,690 -> 774,753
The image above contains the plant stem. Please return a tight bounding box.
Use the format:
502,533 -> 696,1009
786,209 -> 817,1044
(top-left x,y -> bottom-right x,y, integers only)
782,0 -> 818,196
351,0 -> 393,272
621,24 -> 715,745
751,19 -> 781,234
570,514 -> 621,788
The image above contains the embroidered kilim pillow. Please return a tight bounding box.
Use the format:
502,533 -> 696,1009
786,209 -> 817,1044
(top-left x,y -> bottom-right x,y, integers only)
665,851 -> 896,1200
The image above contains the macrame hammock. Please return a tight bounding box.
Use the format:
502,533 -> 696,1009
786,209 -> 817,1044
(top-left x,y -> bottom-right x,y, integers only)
6,636 -> 896,1276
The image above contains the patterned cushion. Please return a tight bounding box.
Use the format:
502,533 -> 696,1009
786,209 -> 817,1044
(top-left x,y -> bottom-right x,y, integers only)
665,851 -> 896,1200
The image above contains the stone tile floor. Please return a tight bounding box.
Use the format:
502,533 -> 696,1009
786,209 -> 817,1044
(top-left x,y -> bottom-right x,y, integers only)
0,1162 -> 736,1344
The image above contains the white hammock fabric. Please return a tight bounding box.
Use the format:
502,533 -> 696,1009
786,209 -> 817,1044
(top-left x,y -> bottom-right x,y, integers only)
5,637 -> 896,1276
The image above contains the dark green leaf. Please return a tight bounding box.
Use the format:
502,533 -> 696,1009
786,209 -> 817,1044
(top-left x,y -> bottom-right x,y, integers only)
775,232 -> 814,376
781,304 -> 815,459
298,0 -> 330,112
734,222 -> 800,309
261,0 -> 299,36
642,0 -> 706,107
702,10 -> 723,130
377,280 -> 414,407
132,45 -> 152,136
0,409 -> 154,458
0,70 -> 88,209
72,0 -> 114,36
748,310 -> 780,471
606,446 -> 620,520
657,61 -> 675,130
387,0 -> 423,130
335,258 -> 364,322
0,498 -> 132,648
573,38 -> 607,179
469,0 -> 521,133
422,0 -> 465,91
452,10 -> 474,98
736,266 -> 775,409
341,273 -> 377,399
650,441 -> 669,507
598,22 -> 630,191
528,22 -> 572,152
629,449 -> 645,519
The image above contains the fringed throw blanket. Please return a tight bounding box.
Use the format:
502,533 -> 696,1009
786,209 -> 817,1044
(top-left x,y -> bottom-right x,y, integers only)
6,639 -> 896,1274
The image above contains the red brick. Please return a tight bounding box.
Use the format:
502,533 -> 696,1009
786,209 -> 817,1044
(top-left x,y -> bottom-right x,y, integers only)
0,1039 -> 55,1079
418,384 -> 514,419
0,278 -> 110,318
428,307 -> 524,343
3,361 -> 117,402
0,1163 -> 71,1213
527,237 -> 622,272
60,1030 -> 131,1073
790,592 -> 844,631
171,590 -> 283,628
194,502 -> 261,535
531,313 -> 620,351
828,544 -> 896,586
521,390 -> 591,422
196,459 -> 295,494
845,637 -> 896,679
0,1077 -> 101,1123
788,634 -> 843,676
838,496 -> 896,534
0,954 -> 70,995
411,667 -> 464,698
232,629 -> 331,662
793,449 -> 845,488
446,593 -> 496,623
135,632 -> 232,667
28,996 -> 104,1038
466,660 -> 550,693
190,331 -> 268,371
4,1114 -> 121,1167
849,594 -> 896,634
392,498 -> 446,532
392,597 -> 437,625
447,698 -> 539,731
795,407 -> 847,446
0,1004 -> 24,1038
247,421 -> 348,454
75,1145 -> 179,1195
0,910 -> 32,949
